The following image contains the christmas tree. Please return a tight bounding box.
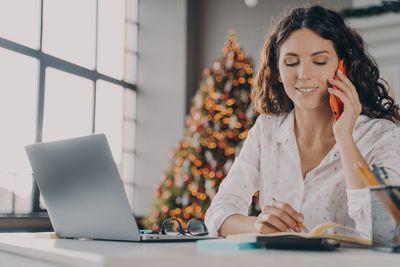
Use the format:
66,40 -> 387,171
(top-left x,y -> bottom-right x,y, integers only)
143,31 -> 259,231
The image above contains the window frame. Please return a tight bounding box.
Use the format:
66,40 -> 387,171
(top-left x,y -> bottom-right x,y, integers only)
0,0 -> 138,223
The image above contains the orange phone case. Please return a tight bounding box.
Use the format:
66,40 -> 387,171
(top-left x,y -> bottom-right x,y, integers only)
329,59 -> 346,120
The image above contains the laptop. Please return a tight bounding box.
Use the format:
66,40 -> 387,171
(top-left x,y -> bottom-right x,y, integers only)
25,134 -> 217,242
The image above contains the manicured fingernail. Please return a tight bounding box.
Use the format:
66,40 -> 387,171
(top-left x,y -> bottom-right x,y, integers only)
328,87 -> 333,94
298,216 -> 304,222
338,69 -> 342,74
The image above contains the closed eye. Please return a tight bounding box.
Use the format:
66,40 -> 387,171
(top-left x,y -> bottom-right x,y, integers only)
285,61 -> 327,67
285,62 -> 299,67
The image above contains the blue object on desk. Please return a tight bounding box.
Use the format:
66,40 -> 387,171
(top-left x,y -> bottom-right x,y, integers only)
196,239 -> 258,251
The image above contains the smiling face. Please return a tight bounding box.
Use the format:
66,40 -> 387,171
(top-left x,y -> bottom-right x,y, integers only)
278,28 -> 339,112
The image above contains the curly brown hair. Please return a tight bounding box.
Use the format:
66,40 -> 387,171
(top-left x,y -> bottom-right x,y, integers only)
251,5 -> 400,124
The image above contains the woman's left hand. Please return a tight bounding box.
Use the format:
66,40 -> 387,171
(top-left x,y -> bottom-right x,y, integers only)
327,69 -> 362,142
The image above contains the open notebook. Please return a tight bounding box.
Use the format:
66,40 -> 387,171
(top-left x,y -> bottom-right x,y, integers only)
227,223 -> 372,246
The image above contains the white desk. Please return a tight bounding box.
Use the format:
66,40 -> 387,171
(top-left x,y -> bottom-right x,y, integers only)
0,233 -> 398,267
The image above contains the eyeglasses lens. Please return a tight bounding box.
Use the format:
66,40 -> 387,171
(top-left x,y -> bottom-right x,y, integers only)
187,220 -> 208,236
163,219 -> 181,236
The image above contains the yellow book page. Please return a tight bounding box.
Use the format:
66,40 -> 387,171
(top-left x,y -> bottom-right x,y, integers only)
308,223 -> 372,246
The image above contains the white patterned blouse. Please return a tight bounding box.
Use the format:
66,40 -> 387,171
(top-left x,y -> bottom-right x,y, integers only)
205,111 -> 400,237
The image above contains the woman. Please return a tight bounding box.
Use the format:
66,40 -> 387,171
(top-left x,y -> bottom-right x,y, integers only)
205,5 -> 400,237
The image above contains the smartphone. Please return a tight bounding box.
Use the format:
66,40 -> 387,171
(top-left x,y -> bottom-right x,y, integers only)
329,59 -> 347,120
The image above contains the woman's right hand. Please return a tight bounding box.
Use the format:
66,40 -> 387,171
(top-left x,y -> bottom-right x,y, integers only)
254,198 -> 304,233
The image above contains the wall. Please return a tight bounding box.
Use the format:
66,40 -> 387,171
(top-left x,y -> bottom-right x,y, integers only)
135,0 -> 187,216
348,13 -> 400,102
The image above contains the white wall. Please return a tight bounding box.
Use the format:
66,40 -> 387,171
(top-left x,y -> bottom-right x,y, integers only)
348,14 -> 400,103
135,0 -> 187,216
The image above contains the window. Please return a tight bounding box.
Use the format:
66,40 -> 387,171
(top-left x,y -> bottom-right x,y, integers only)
0,48 -> 39,213
0,0 -> 138,215
42,0 -> 97,69
43,68 -> 94,141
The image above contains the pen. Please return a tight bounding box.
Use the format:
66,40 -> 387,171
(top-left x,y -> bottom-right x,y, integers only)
272,197 -> 307,233
298,223 -> 308,233
357,163 -> 380,186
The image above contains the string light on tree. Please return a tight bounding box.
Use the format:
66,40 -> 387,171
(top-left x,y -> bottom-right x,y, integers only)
143,30 -> 260,231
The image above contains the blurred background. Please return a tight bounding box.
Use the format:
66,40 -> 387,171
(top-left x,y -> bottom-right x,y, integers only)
0,0 -> 399,232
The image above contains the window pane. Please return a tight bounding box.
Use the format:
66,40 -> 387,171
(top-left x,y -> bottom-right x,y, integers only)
123,181 -> 134,210
126,0 -> 138,22
126,23 -> 138,53
124,53 -> 137,84
14,173 -> 34,213
0,173 -> 13,213
0,0 -> 41,49
42,0 -> 96,68
95,80 -> 123,164
121,153 -> 135,184
124,89 -> 136,120
39,194 -> 45,210
122,88 -> 136,208
0,49 -> 38,213
124,0 -> 138,84
43,68 -> 94,141
97,0 -> 125,79
122,152 -> 135,210
123,120 -> 135,151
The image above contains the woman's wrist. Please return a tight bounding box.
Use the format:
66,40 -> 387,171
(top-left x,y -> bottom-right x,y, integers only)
335,133 -> 355,148
335,133 -> 369,189
218,214 -> 258,236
